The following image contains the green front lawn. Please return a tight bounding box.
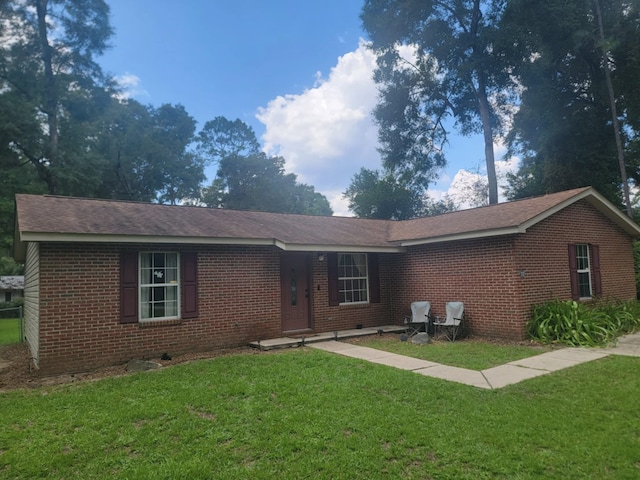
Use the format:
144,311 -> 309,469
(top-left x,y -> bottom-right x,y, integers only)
0,348 -> 638,479
0,318 -> 21,345
350,335 -> 552,370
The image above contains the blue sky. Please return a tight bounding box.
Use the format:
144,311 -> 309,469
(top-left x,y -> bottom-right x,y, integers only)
99,0 -> 512,214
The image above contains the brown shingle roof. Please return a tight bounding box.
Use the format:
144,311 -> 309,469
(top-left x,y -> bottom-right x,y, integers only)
389,187 -> 599,243
15,194 -> 393,248
14,187 -> 640,260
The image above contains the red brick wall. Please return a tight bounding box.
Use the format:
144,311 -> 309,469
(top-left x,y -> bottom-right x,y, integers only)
37,243 -> 284,374
310,254 -> 394,333
391,200 -> 637,340
36,245 -> 396,373
391,236 -> 524,339
514,200 -> 636,307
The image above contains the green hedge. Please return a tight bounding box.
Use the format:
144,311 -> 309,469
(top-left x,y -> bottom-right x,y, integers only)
527,299 -> 640,347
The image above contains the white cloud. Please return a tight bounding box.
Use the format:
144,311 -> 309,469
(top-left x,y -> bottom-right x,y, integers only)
256,40 -> 380,215
255,40 -> 518,216
113,73 -> 148,100
430,157 -> 520,209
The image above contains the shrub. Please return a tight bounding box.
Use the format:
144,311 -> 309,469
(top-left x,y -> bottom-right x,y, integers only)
528,299 -> 640,347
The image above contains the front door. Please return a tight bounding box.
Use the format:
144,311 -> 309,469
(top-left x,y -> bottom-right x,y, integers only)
280,253 -> 311,332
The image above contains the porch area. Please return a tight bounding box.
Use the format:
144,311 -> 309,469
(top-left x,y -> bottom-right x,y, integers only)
249,325 -> 405,351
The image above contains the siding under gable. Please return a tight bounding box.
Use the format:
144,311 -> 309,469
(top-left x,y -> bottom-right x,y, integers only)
24,242 -> 40,368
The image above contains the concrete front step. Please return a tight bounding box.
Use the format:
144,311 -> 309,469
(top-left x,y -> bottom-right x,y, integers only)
248,325 -> 405,351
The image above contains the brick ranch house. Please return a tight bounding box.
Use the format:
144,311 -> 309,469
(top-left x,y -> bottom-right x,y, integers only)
13,186 -> 640,374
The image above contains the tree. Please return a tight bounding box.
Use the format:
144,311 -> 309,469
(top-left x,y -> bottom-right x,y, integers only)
197,116 -> 261,165
203,153 -> 332,215
361,0 -> 514,204
344,167 -> 458,219
344,168 -> 425,220
91,100 -> 205,204
593,0 -> 631,216
0,0 -> 114,195
199,117 -> 332,215
502,0 -> 640,206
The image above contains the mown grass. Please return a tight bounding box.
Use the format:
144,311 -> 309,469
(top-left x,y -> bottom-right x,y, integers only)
351,335 -> 552,370
1,348 -> 638,479
0,318 -> 21,345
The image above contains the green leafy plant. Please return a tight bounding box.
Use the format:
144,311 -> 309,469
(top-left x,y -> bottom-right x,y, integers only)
528,299 -> 640,346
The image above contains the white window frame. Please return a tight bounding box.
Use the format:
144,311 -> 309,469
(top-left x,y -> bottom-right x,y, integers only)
139,252 -> 180,321
575,244 -> 592,299
338,253 -> 369,305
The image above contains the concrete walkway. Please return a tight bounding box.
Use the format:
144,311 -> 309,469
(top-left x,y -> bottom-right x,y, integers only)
308,332 -> 640,390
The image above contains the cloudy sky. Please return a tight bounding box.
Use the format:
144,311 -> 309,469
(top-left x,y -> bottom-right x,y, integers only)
100,0 -> 517,215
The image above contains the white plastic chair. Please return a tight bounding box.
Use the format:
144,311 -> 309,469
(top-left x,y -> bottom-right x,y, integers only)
404,301 -> 431,337
433,302 -> 464,341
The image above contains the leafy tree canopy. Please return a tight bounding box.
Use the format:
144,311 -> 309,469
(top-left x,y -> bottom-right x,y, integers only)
344,167 -> 457,220
362,0 -> 515,204
501,0 -> 640,206
200,118 -> 333,216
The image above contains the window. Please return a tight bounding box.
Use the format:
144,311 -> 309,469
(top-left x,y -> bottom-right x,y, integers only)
120,251 -> 197,324
338,253 -> 369,304
140,252 -> 179,320
568,243 -> 601,300
575,244 -> 592,298
327,252 -> 380,307
4,292 -> 11,302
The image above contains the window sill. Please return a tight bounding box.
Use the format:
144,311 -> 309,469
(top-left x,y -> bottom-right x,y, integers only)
338,302 -> 371,308
139,318 -> 183,328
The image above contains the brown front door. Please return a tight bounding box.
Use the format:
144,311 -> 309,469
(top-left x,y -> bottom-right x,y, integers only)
280,253 -> 311,332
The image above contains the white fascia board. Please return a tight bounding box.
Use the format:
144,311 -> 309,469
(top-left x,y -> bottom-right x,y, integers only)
584,191 -> 640,237
18,232 -> 406,253
518,188 -> 640,237
19,232 -> 277,247
275,242 -> 405,253
399,227 -> 523,247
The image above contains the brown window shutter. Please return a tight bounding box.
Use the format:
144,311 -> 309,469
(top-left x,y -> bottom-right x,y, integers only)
328,252 -> 339,306
591,244 -> 602,297
568,244 -> 579,300
368,253 -> 381,303
120,252 -> 138,324
181,252 -> 198,319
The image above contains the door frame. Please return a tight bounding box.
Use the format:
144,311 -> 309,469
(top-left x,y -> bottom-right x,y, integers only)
280,252 -> 312,333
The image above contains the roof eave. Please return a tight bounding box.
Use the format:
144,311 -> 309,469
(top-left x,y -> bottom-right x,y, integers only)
18,232 -> 405,253
519,187 -> 640,237
274,241 -> 404,253
399,227 -> 523,247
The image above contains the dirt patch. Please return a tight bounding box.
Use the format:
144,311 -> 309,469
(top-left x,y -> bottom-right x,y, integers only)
0,343 -> 262,392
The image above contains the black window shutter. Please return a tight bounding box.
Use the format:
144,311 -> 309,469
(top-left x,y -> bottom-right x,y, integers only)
368,253 -> 381,303
120,251 -> 138,324
181,252 -> 198,319
328,252 -> 339,306
591,244 -> 602,297
568,244 -> 579,300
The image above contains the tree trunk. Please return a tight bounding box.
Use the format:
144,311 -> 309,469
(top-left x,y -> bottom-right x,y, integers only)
475,77 -> 498,205
36,0 -> 58,195
470,0 -> 498,205
594,0 -> 632,217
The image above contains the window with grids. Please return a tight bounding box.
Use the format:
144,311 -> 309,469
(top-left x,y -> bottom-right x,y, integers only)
575,244 -> 592,298
338,253 -> 369,304
140,252 -> 179,320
